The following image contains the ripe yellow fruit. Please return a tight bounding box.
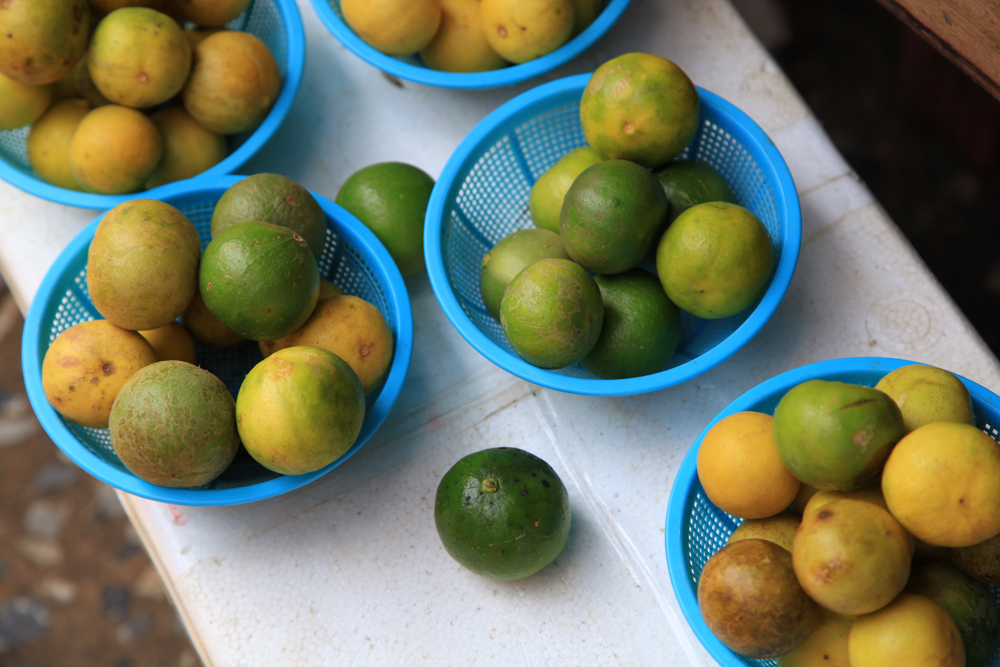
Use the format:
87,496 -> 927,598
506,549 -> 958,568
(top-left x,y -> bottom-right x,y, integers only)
696,411 -> 800,519
847,593 -> 964,667
882,421 -> 1000,547
342,0 -> 442,57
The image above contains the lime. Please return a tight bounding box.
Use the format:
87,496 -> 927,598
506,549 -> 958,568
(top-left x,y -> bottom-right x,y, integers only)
655,201 -> 774,319
528,145 -> 603,232
653,160 -> 736,223
580,52 -> 700,168
581,268 -> 681,379
480,228 -> 569,320
500,258 -> 604,370
434,446 -> 571,581
236,346 -> 366,476
336,162 -> 435,278
199,221 -> 320,342
211,173 -> 328,261
559,159 -> 669,274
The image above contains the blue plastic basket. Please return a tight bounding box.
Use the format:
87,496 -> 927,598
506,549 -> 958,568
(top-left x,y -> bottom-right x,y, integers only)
664,356 -> 1000,667
309,0 -> 632,89
20,175 -> 413,507
425,74 -> 801,396
0,0 -> 306,210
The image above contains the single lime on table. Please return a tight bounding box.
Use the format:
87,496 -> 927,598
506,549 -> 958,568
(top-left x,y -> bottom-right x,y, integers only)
336,162 -> 435,278
434,446 -> 571,581
480,228 -> 568,320
581,268 -> 681,379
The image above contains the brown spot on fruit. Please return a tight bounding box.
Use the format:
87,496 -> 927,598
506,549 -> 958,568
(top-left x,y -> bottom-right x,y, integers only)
497,25 -> 507,38
359,345 -> 369,357
622,121 -> 634,132
817,509 -> 832,520
285,195 -> 296,206
137,72 -> 149,83
102,362 -> 115,376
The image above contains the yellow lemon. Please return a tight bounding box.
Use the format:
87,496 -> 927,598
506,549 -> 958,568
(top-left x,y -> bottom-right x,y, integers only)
342,0 -> 442,56
847,593 -> 964,667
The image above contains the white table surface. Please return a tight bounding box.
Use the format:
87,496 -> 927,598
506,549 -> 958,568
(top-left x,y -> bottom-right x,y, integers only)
3,0 -> 1000,665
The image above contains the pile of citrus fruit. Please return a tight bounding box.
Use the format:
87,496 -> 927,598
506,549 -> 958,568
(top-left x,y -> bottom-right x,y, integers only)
40,173 -> 395,487
341,0 -> 602,73
694,362 -> 1000,667
481,52 -> 774,379
0,0 -> 283,194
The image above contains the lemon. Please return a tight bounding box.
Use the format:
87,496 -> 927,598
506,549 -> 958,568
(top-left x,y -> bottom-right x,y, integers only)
848,594 -> 964,667
342,0 -> 442,56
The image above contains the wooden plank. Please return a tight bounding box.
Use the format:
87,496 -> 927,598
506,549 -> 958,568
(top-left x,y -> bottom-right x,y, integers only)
875,0 -> 1000,101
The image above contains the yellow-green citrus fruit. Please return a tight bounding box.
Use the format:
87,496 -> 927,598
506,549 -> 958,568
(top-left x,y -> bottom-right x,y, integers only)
726,513 -> 800,553
41,319 -> 157,429
847,593 -> 964,667
174,0 -> 250,27
342,0 -> 442,56
0,72 -> 52,130
434,446 -> 571,581
138,322 -> 198,364
528,145 -> 603,233
236,346 -> 366,476
109,360 -> 240,487
199,221 -> 320,342
145,105 -> 227,189
654,159 -> 736,223
87,7 -> 191,109
580,52 -> 699,168
560,159 -> 669,274
480,0 -> 574,64
0,0 -> 91,85
27,98 -> 91,190
335,162 -> 435,278
420,0 -> 509,73
181,290 -> 245,349
480,228 -> 569,320
882,421 -> 1000,547
86,199 -> 201,331
581,268 -> 682,379
211,173 -> 327,261
69,104 -> 163,194
656,201 -> 774,319
874,364 -> 975,433
259,295 -> 394,396
499,258 -> 604,370
182,31 -> 281,135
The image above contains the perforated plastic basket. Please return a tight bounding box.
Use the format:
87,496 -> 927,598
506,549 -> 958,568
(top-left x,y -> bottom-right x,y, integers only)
309,0 -> 632,89
0,0 -> 305,210
664,356 -> 1000,667
425,73 -> 801,396
20,175 -> 413,507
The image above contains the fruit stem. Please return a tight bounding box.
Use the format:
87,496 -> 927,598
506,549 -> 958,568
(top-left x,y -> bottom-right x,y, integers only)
481,478 -> 499,494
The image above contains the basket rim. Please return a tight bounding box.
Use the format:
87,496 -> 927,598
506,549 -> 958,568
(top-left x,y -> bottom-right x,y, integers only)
20,174 -> 414,507
424,73 -> 802,397
0,0 -> 307,211
663,355 -> 1000,666
308,0 -> 634,90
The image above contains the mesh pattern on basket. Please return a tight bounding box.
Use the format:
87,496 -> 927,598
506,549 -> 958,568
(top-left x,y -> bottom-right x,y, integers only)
442,102 -> 783,380
680,381 -> 1000,667
0,0 -> 290,180
40,194 -> 395,492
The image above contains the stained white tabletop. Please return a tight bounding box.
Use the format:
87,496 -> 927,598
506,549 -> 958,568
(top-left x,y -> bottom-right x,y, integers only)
1,0 -> 998,665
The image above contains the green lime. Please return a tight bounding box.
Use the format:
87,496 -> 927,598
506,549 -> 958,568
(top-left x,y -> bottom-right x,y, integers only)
480,228 -> 569,320
559,159 -> 669,274
211,173 -> 328,261
434,446 -> 571,581
580,52 -> 700,168
655,201 -> 774,319
500,258 -> 604,370
654,160 -> 736,223
528,145 -> 603,232
581,268 -> 681,379
335,162 -> 435,278
199,221 -> 320,341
